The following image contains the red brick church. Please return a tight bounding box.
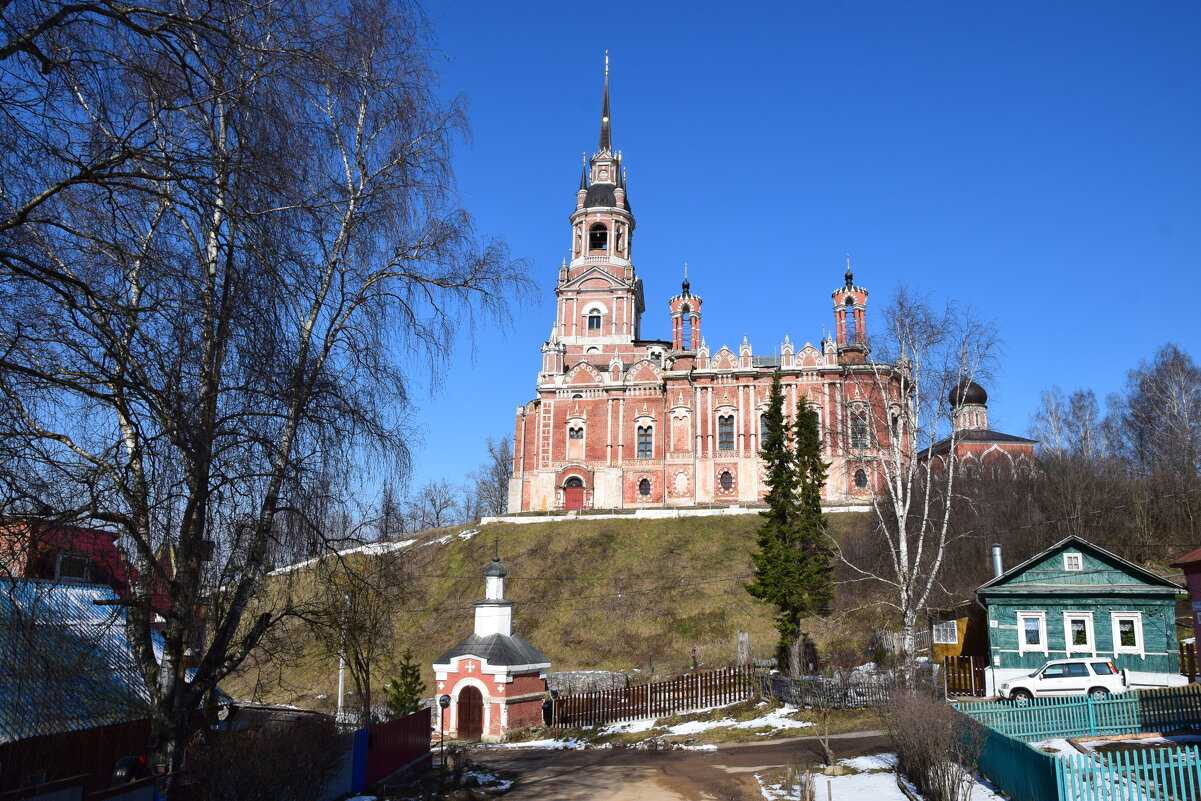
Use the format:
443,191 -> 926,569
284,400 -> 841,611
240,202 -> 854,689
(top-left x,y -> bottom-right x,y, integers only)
508,63 -> 915,513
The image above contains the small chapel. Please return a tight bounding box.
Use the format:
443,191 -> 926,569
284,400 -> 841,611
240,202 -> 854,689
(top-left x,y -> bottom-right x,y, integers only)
432,556 -> 550,741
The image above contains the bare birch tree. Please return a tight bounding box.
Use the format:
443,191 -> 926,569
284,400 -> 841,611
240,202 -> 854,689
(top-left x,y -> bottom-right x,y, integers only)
0,0 -> 527,770
468,434 -> 513,518
832,289 -> 999,667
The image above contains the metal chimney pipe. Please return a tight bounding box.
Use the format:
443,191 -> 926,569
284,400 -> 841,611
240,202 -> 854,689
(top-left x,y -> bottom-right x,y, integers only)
992,543 -> 1004,578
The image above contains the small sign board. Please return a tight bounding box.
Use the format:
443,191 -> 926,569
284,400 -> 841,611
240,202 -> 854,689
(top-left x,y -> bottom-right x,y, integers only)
1191,601 -> 1201,611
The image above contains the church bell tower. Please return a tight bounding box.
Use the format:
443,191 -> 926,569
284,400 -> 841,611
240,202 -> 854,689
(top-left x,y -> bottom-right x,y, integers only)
555,53 -> 644,346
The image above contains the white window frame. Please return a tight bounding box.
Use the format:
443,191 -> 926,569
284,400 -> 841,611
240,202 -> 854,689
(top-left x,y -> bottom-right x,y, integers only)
932,620 -> 959,645
1063,552 -> 1083,571
1017,611 -> 1048,655
1111,611 -> 1144,657
1063,611 -> 1095,654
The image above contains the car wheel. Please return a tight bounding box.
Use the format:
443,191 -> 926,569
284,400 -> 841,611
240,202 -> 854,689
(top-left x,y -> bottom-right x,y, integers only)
1011,689 -> 1032,706
1088,687 -> 1109,700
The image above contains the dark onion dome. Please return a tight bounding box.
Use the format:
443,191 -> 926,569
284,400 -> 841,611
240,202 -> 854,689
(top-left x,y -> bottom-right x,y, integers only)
949,378 -> 988,408
483,556 -> 508,578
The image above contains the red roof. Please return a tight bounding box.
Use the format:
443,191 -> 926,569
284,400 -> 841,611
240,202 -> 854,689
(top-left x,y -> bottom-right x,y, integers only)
1171,546 -> 1201,568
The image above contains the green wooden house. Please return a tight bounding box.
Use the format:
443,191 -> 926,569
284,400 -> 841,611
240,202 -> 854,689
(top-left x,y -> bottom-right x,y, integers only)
977,535 -> 1184,692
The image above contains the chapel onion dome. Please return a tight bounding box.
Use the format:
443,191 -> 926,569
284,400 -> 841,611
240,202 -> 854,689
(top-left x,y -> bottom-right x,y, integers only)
483,556 -> 508,578
949,378 -> 988,408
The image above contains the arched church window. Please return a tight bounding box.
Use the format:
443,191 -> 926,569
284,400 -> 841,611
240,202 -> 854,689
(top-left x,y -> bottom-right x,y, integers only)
850,414 -> 869,449
854,469 -> 868,489
844,297 -> 857,341
588,223 -> 608,251
572,393 -> 583,399
637,425 -> 653,458
587,310 -> 602,331
718,415 -> 735,451
719,471 -> 734,492
568,427 -> 583,440
760,414 -> 770,447
680,304 -> 692,350
565,476 -> 584,488
638,478 -> 651,497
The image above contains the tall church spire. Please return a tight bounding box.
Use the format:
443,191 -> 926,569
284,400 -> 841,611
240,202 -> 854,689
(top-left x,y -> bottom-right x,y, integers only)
598,51 -> 612,155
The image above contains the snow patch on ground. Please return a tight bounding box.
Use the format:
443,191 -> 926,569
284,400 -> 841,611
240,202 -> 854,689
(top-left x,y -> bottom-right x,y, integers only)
464,770 -> 512,791
665,719 -> 724,735
603,718 -> 661,734
1032,737 -> 1077,756
756,753 -> 1007,801
602,703 -> 812,739
840,753 -> 899,771
269,538 -> 417,575
497,738 -> 588,750
731,705 -> 814,732
458,528 -> 479,540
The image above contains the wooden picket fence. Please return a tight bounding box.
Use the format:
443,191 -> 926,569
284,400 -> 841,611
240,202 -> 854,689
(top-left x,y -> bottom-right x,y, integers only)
1057,745 -> 1201,801
552,667 -> 754,727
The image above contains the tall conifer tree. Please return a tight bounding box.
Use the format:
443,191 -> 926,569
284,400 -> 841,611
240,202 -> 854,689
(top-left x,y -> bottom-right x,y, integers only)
746,371 -> 833,666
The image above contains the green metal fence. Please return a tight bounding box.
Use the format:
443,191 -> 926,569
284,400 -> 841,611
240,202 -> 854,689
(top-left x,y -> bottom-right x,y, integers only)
956,686 -> 1201,743
958,713 -> 1060,801
951,686 -> 1201,801
1056,745 -> 1201,801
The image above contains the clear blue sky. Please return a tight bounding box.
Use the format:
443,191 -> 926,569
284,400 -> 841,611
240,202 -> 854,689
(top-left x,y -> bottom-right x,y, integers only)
396,0 -> 1200,495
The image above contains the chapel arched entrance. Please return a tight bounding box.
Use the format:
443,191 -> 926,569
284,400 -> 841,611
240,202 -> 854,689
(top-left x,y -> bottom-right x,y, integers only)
457,685 -> 483,741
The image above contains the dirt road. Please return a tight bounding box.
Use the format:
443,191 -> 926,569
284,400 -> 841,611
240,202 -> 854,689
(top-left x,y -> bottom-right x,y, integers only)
470,729 -> 890,801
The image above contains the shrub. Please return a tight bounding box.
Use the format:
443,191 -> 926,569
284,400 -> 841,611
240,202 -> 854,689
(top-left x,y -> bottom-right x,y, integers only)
884,691 -> 982,801
186,715 -> 346,801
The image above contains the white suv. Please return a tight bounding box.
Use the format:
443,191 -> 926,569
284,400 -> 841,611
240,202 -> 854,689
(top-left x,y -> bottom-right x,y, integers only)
998,659 -> 1128,704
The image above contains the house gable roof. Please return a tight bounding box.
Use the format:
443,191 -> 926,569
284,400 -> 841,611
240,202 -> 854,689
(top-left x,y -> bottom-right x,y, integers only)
976,535 -> 1182,599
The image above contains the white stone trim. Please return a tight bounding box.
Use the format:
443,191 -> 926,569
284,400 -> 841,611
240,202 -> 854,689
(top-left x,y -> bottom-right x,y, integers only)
450,676 -> 491,736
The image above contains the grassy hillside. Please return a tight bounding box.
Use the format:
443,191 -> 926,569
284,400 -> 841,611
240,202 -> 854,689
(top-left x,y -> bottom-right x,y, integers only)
225,512 -> 870,710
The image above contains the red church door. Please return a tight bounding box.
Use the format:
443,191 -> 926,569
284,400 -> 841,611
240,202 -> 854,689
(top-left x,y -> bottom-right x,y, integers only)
458,686 -> 483,740
564,477 -> 584,510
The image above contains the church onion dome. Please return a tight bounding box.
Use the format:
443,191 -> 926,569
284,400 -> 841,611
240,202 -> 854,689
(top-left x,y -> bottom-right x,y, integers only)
483,556 -> 508,578
949,378 -> 988,408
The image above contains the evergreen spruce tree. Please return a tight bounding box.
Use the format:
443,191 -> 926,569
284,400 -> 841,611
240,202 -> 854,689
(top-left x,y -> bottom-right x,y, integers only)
383,649 -> 427,720
746,371 -> 833,668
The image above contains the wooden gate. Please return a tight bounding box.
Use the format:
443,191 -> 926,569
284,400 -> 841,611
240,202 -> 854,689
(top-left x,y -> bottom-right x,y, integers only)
1182,641 -> 1197,682
943,655 -> 987,697
457,686 -> 483,740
